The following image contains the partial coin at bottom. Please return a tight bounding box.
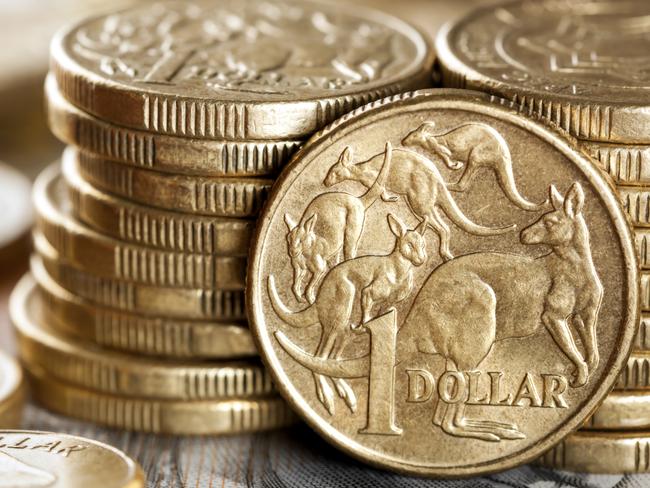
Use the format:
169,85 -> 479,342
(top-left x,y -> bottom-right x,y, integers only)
0,430 -> 144,487
27,368 -> 296,435
0,351 -> 25,429
536,431 -> 650,474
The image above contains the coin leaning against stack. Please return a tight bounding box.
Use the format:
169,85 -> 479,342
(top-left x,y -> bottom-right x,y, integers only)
12,0 -> 435,433
436,0 -> 650,473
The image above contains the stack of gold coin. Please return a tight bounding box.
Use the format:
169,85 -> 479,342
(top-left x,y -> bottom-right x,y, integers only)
13,0 -> 434,434
436,0 -> 650,473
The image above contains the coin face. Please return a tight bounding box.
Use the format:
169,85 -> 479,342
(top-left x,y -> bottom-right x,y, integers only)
436,0 -> 650,143
52,0 -> 434,140
0,431 -> 144,487
248,89 -> 638,477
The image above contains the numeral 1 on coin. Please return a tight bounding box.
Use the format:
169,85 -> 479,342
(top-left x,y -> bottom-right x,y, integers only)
359,309 -> 402,436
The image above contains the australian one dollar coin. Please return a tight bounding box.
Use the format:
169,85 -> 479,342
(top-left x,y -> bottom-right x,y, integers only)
436,0 -> 650,143
248,89 -> 639,477
51,0 -> 434,140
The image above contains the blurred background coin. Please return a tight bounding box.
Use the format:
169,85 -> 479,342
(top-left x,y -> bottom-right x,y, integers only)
0,162 -> 33,264
436,0 -> 650,143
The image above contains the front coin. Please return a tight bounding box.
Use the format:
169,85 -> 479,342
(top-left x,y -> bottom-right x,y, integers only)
0,431 -> 144,488
248,89 -> 639,477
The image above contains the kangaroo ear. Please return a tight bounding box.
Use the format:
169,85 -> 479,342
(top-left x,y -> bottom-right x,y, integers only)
338,146 -> 353,168
549,185 -> 563,210
304,214 -> 317,233
423,121 -> 436,131
284,213 -> 297,231
387,213 -> 406,238
564,183 -> 585,218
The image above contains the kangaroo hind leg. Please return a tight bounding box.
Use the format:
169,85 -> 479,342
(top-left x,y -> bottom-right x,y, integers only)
342,208 -> 364,260
446,163 -> 476,193
446,403 -> 525,441
313,329 -> 337,416
305,254 -> 328,304
428,208 -> 453,261
542,312 -> 588,387
572,310 -> 599,372
331,337 -> 357,413
313,280 -> 356,414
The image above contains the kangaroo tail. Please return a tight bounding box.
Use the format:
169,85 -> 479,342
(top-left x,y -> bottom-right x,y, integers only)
275,331 -> 370,378
267,276 -> 319,328
360,142 -> 393,209
496,154 -> 547,211
438,184 -> 516,236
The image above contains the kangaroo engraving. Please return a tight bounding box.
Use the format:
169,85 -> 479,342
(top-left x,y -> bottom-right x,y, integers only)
285,143 -> 394,303
398,182 -> 602,441
323,146 -> 515,261
402,121 -> 546,211
269,214 -> 427,415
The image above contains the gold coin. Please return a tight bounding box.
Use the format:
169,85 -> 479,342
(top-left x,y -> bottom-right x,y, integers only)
63,153 -> 253,255
74,148 -> 271,218
616,352 -> 650,390
620,187 -> 650,228
27,367 -> 296,435
536,431 -> 650,474
51,0 -> 433,141
0,162 -> 32,262
581,140 -> 650,187
248,89 -> 638,477
0,351 -> 25,429
46,75 -> 301,177
436,0 -> 650,144
33,240 -> 246,321
35,163 -> 246,289
584,390 -> 650,431
11,274 -> 272,400
0,430 -> 144,488
32,255 -> 257,359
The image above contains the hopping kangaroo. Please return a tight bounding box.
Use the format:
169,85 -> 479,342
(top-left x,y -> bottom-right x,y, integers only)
402,121 -> 545,211
285,143 -> 393,303
324,146 -> 515,261
269,214 -> 427,415
399,182 -> 602,441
